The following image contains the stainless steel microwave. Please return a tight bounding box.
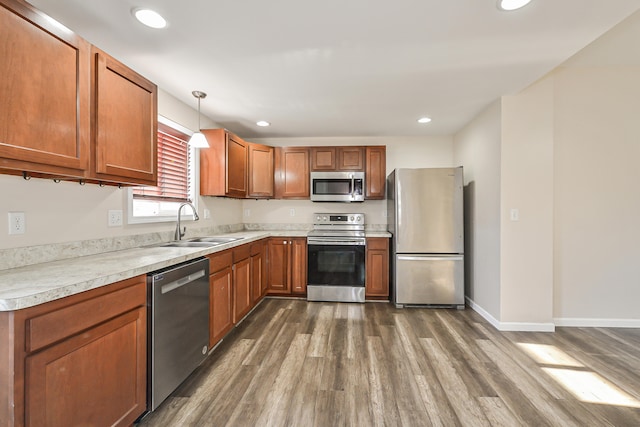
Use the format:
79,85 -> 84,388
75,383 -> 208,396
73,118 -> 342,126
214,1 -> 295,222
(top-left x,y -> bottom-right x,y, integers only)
310,171 -> 365,202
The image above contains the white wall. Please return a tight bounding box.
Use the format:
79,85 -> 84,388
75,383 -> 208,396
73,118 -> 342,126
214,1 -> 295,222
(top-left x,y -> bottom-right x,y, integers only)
453,101 -> 502,321
500,78 -> 555,326
553,65 -> 640,323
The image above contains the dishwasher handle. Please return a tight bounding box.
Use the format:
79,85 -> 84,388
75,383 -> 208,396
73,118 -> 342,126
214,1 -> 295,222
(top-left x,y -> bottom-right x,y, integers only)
160,269 -> 206,294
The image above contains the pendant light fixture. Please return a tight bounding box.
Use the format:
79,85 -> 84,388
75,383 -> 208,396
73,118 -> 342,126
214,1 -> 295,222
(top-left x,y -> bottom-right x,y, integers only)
188,91 -> 209,148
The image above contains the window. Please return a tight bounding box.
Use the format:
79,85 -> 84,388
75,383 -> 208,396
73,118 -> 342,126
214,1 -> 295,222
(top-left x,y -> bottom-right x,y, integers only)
127,116 -> 197,223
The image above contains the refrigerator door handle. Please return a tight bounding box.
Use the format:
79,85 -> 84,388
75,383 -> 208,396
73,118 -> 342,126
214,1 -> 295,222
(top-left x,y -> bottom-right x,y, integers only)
397,255 -> 464,262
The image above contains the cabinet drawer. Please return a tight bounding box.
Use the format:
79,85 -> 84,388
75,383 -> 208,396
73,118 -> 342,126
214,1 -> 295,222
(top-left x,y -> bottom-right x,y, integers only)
233,244 -> 250,262
250,240 -> 264,256
367,238 -> 389,250
209,250 -> 232,274
26,277 -> 145,353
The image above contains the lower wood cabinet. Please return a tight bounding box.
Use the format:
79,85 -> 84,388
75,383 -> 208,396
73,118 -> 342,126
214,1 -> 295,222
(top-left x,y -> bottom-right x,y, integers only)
250,240 -> 266,305
232,246 -> 251,324
0,275 -> 147,427
266,237 -> 307,296
208,239 -> 268,349
365,237 -> 390,299
208,250 -> 233,348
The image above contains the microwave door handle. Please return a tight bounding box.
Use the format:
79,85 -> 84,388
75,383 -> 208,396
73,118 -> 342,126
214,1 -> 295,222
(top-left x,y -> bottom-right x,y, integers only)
350,176 -> 355,201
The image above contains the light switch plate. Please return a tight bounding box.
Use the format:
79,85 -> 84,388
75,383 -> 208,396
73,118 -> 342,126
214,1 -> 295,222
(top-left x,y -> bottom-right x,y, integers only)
203,209 -> 211,219
510,208 -> 519,221
8,212 -> 26,235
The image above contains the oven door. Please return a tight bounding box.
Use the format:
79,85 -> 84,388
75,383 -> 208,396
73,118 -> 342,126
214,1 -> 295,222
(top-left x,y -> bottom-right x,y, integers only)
307,238 -> 366,302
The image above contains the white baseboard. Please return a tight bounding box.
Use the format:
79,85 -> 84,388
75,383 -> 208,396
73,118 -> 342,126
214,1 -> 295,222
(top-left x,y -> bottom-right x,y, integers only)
554,317 -> 640,328
466,297 -> 556,332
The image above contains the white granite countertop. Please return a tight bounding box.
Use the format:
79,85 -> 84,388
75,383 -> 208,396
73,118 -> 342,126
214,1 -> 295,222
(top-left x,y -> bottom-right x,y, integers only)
0,230 -> 390,311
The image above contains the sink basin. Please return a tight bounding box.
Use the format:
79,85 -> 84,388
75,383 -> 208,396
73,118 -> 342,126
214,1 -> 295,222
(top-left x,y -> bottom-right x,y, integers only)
188,236 -> 241,244
155,241 -> 221,248
153,236 -> 242,248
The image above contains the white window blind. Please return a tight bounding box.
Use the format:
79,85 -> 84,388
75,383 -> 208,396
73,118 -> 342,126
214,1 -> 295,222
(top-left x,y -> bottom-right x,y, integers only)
132,122 -> 191,203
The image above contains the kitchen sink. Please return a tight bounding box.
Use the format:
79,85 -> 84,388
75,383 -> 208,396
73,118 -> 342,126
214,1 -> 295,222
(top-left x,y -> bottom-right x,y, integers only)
187,236 -> 241,244
155,241 -> 221,248
153,236 -> 242,248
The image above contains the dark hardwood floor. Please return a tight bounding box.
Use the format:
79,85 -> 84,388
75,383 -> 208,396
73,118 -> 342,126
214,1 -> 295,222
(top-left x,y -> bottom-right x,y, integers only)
137,299 -> 640,426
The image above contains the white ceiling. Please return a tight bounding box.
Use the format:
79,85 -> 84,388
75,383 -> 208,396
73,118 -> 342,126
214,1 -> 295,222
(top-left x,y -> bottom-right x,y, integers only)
28,0 -> 640,139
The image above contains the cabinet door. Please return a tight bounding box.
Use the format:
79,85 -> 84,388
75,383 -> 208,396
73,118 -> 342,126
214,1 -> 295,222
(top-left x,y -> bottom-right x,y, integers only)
226,133 -> 247,197
210,266 -> 233,347
233,257 -> 251,323
250,247 -> 265,305
92,48 -> 157,185
310,147 -> 336,171
248,143 -> 274,198
366,238 -> 389,298
365,146 -> 386,199
0,0 -> 90,177
337,147 -> 364,171
266,239 -> 290,294
25,308 -> 146,427
290,238 -> 308,294
275,147 -> 310,198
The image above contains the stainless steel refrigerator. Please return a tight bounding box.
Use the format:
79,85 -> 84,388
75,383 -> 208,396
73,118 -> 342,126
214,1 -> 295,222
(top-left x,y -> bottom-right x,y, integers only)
387,167 -> 465,308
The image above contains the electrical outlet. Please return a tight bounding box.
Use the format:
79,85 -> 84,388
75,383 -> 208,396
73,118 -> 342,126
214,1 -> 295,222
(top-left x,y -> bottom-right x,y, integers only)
510,208 -> 519,221
244,208 -> 251,217
203,209 -> 211,219
108,210 -> 123,227
8,212 -> 26,235
289,208 -> 295,217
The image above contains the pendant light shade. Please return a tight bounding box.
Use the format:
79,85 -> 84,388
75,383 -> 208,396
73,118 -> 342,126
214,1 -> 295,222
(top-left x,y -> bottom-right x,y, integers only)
189,91 -> 209,148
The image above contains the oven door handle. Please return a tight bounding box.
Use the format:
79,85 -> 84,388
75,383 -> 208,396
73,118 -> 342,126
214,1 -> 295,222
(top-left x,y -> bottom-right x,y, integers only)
308,238 -> 366,246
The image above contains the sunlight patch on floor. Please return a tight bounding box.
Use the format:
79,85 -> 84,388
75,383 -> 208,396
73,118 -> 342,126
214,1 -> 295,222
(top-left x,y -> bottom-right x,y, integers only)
543,368 -> 640,408
517,343 -> 583,367
518,342 -> 640,408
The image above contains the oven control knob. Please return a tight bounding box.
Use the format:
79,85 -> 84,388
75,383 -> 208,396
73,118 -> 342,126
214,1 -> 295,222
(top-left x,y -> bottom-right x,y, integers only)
350,216 -> 354,221
356,215 -> 361,222
316,215 -> 321,221
323,216 -> 328,221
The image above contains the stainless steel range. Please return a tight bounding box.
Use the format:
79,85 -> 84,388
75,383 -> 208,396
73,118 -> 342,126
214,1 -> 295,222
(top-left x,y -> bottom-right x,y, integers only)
307,213 -> 366,303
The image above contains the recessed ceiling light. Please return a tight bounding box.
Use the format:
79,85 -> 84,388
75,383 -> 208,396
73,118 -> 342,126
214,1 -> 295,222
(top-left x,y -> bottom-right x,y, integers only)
133,8 -> 167,29
417,117 -> 432,124
497,0 -> 532,11
256,121 -> 271,127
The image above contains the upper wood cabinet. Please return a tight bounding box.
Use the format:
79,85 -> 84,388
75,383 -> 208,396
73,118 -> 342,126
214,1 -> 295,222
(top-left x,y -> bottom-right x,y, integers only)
200,129 -> 248,198
91,48 -> 157,185
310,147 -> 336,171
337,146 -> 364,171
0,0 -> 90,178
365,146 -> 386,200
248,142 -> 274,198
274,147 -> 310,199
0,0 -> 158,186
310,146 -> 364,171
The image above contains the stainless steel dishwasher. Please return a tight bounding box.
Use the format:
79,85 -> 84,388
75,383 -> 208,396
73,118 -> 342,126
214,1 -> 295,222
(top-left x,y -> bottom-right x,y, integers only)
147,257 -> 209,411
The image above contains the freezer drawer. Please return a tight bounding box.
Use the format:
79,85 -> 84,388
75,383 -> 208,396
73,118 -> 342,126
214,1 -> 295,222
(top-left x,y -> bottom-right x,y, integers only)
395,255 -> 464,306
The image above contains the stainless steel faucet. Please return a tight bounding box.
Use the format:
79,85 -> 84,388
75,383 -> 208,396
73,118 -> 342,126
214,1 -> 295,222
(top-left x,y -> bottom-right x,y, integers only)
174,202 -> 200,240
